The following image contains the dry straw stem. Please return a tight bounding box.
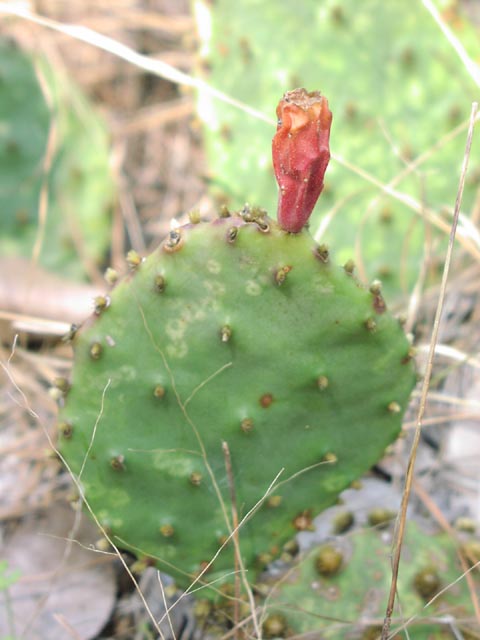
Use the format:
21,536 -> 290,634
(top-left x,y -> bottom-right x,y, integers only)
381,101 -> 479,640
30,58 -> 57,269
349,112 -> 480,290
222,440 -> 241,640
0,3 -> 273,125
387,480 -> 480,637
422,0 -> 480,88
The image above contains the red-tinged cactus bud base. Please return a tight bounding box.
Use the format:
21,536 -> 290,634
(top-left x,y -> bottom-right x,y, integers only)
272,88 -> 332,233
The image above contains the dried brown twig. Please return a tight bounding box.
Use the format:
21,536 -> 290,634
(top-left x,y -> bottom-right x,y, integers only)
381,101 -> 478,640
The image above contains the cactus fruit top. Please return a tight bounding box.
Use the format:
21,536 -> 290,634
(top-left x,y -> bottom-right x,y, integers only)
272,89 -> 332,233
58,94 -> 415,594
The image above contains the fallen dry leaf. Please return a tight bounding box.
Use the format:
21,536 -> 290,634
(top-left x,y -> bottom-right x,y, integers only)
0,502 -> 116,640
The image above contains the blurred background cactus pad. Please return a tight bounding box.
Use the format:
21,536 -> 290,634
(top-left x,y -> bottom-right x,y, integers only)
194,0 -> 480,298
0,37 -> 114,280
262,518 -> 480,639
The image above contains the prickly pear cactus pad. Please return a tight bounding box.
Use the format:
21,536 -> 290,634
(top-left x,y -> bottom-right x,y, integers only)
195,0 -> 480,296
58,207 -> 415,591
0,38 -> 113,279
263,521 -> 480,639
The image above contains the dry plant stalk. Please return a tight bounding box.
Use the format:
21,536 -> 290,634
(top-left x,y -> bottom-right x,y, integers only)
381,100 -> 479,640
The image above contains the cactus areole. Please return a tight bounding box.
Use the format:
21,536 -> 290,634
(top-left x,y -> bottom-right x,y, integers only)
58,91 -> 415,594
272,88 -> 332,233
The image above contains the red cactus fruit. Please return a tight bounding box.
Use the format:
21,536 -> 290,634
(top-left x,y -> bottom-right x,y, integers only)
272,88 -> 332,233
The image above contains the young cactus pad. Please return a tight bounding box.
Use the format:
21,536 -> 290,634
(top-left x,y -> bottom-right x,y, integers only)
58,93 -> 415,592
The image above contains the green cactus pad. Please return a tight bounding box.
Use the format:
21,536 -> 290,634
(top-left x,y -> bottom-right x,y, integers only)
0,38 -> 113,279
195,0 -> 480,296
264,521 -> 480,639
59,211 -> 415,592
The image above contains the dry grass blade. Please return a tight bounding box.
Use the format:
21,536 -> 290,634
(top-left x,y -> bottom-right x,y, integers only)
222,441 -> 241,640
413,482 -> 480,619
0,3 -> 274,126
332,144 -> 480,259
380,101 -> 479,640
51,613 -> 83,640
30,59 -> 57,268
422,0 -> 480,88
2,4 -> 477,637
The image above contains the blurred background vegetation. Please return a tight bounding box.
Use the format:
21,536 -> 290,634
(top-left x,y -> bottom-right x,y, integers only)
1,0 -> 479,308
198,0 -> 480,298
0,1 -> 479,638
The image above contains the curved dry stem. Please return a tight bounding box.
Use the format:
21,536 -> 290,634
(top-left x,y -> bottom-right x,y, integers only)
381,101 -> 478,639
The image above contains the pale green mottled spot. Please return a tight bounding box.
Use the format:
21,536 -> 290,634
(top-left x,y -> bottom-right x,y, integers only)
194,308 -> 207,321
120,365 -> 138,380
108,488 -> 131,507
316,282 -> 335,294
322,475 -> 347,492
206,259 -> 221,274
153,452 -> 194,476
97,509 -> 110,524
167,342 -> 188,359
180,306 -> 194,324
245,280 -> 261,296
204,280 -> 225,296
110,366 -> 137,387
166,318 -> 187,342
161,544 -> 177,557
